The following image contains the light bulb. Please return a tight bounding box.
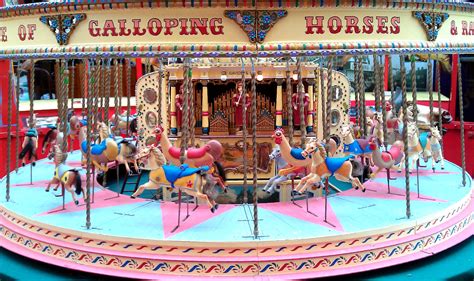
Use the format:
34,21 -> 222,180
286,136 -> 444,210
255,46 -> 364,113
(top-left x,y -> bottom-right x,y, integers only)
220,72 -> 227,81
257,72 -> 263,81
292,73 -> 298,81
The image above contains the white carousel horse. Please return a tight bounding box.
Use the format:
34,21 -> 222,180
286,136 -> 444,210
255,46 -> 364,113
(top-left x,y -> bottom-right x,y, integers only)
341,125 -> 374,166
45,145 -> 87,205
263,145 -> 306,194
406,122 -> 431,173
131,145 -> 224,213
429,126 -> 445,170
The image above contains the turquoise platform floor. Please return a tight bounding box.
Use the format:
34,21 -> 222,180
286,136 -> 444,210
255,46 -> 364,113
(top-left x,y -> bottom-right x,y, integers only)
1,151 -> 472,242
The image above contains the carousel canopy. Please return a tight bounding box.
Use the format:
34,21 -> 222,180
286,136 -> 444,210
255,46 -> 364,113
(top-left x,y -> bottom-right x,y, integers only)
0,0 -> 473,59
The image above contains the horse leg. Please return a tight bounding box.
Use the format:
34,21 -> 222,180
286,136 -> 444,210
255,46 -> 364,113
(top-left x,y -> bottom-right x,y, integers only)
45,178 -> 59,192
263,176 -> 276,192
92,160 -> 108,172
272,176 -> 289,194
295,175 -> 310,193
196,192 -> 216,212
300,175 -> 320,194
370,167 -> 383,178
440,152 -> 445,169
131,181 -> 156,199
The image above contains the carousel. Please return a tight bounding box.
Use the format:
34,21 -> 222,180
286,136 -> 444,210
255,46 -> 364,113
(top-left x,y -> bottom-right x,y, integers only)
0,1 -> 473,279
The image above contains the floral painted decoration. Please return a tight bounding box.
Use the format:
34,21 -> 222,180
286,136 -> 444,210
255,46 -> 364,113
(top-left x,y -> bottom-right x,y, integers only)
413,11 -> 449,41
225,10 -> 287,43
40,13 -> 86,45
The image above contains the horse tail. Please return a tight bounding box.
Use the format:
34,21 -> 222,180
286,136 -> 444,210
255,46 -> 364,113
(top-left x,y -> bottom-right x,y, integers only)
19,138 -> 33,160
42,128 -> 54,151
213,161 -> 227,182
73,171 -> 82,195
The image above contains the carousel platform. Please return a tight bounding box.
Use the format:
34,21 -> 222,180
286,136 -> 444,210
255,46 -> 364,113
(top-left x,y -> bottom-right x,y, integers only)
1,152 -> 473,279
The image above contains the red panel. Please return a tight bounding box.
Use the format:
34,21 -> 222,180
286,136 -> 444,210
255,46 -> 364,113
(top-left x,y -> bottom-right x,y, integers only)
443,122 -> 474,176
449,54 -> 458,121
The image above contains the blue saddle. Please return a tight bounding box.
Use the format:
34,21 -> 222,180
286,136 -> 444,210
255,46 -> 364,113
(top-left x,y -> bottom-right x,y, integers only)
290,147 -> 308,160
26,128 -> 38,138
325,155 -> 354,175
419,132 -> 429,150
162,164 -> 210,188
343,142 -> 363,155
81,139 -> 107,155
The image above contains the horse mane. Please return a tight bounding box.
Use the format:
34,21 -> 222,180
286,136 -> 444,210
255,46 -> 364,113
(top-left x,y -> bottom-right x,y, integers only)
316,142 -> 327,159
150,146 -> 166,166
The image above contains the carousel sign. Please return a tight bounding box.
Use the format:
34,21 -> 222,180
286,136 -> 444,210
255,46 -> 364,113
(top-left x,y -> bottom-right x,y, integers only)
0,6 -> 473,54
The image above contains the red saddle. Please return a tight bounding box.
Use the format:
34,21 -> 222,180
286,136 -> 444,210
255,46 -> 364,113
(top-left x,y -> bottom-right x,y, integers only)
168,145 -> 210,159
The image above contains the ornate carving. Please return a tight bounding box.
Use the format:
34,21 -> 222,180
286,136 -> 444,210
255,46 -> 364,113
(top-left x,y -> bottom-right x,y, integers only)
224,10 -> 287,43
210,110 -> 229,135
413,11 -> 449,41
143,88 -> 157,104
40,13 -> 86,45
256,109 -> 275,133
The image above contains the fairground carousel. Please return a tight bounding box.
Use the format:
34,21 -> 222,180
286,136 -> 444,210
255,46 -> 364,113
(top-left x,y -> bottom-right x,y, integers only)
0,0 -> 473,279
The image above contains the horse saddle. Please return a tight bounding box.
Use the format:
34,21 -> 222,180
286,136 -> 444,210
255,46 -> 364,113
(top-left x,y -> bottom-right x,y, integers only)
325,155 -> 354,175
343,142 -> 363,154
162,164 -> 210,188
25,128 -> 38,138
54,164 -> 75,183
290,147 -> 308,160
81,139 -> 107,155
419,132 -> 429,150
168,146 -> 208,160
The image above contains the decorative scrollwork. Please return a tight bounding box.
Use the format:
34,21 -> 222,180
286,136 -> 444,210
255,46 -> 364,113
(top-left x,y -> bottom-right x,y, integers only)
40,13 -> 86,45
225,10 -> 287,43
413,11 -> 449,41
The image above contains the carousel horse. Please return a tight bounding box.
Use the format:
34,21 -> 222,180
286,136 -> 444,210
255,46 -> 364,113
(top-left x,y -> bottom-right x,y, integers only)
42,111 -> 82,155
131,145 -> 223,213
407,103 -> 453,128
271,128 -> 337,170
372,112 -> 384,146
154,126 -> 223,168
79,122 -> 119,172
115,139 -> 139,173
301,139 -> 366,192
341,125 -> 374,166
45,145 -> 87,205
263,145 -> 306,194
153,126 -> 227,188
110,111 -> 138,135
19,114 -> 38,167
406,122 -> 431,173
369,139 -> 405,178
429,126 -> 445,170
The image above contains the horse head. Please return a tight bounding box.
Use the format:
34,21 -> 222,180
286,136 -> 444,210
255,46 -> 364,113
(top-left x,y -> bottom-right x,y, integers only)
440,110 -> 453,124
136,145 -> 166,169
96,122 -> 110,140
301,138 -> 319,158
430,126 -> 442,141
269,145 -> 281,160
340,125 -> 353,139
154,125 -> 164,142
272,128 -> 284,145
69,116 -> 82,136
